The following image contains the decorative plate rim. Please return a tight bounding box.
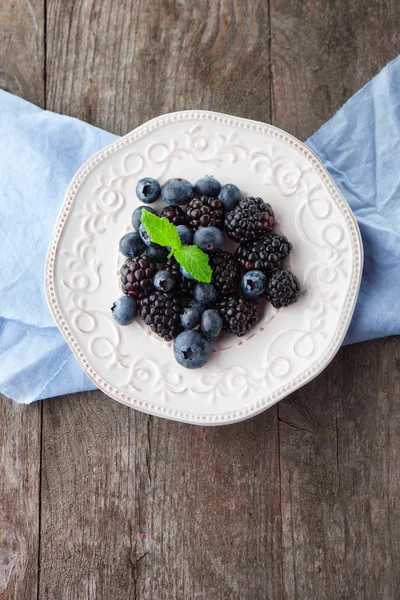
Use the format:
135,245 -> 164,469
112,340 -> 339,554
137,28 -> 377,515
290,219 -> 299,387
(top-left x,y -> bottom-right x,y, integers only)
44,110 -> 363,426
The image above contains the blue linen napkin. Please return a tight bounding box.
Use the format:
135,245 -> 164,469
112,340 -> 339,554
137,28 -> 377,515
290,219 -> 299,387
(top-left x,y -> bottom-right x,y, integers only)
1,56 -> 400,403
0,94 -> 115,402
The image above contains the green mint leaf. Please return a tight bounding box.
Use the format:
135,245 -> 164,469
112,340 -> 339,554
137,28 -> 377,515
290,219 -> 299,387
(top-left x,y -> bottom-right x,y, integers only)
140,210 -> 182,250
174,245 -> 212,283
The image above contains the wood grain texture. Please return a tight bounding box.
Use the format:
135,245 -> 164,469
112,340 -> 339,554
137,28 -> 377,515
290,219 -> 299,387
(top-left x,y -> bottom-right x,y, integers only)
338,340 -> 400,598
0,2 -> 44,599
40,396 -> 282,600
270,3 -> 400,597
38,392 -> 136,599
270,0 -> 400,139
0,0 -> 45,106
0,399 -> 41,600
132,411 -> 282,600
278,341 -> 400,599
46,0 -> 272,133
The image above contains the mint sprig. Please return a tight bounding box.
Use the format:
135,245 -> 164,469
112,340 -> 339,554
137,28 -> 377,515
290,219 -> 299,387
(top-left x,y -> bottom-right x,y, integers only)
140,210 -> 212,283
175,245 -> 212,283
141,210 -> 181,250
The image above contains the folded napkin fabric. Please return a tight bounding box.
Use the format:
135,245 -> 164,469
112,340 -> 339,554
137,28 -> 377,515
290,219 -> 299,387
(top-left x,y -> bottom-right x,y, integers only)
1,55 -> 400,402
306,56 -> 400,345
0,93 -> 116,402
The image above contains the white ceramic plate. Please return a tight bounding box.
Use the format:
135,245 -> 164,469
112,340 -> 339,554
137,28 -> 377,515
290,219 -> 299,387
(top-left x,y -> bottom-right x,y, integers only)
45,110 -> 363,425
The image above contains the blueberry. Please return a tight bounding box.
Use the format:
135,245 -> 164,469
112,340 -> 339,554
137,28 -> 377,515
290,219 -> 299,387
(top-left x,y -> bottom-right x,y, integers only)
193,283 -> 216,307
180,306 -> 201,329
111,296 -> 137,325
201,309 -> 222,340
132,206 -> 157,231
139,222 -> 159,248
169,225 -> 193,250
161,178 -> 194,205
176,224 -> 193,245
242,270 -> 267,298
193,227 -> 224,254
194,175 -> 221,197
218,183 -> 242,211
136,177 -> 161,204
180,264 -> 195,280
187,299 -> 207,314
153,270 -> 176,292
145,245 -> 169,263
119,232 -> 146,257
174,330 -> 212,368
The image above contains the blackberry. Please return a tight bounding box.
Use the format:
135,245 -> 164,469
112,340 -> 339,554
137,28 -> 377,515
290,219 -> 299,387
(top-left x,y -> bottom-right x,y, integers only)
209,250 -> 241,299
266,270 -> 300,308
140,291 -> 183,341
179,276 -> 196,297
225,196 -> 275,243
186,196 -> 225,231
164,257 -> 196,297
217,297 -> 260,337
235,233 -> 292,273
120,256 -> 156,304
160,205 -> 188,227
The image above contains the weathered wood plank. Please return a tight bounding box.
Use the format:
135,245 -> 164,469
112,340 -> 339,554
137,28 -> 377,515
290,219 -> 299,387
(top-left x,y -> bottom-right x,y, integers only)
0,398 -> 42,600
41,1 -> 282,599
0,1 -> 44,598
278,358 -> 347,599
278,341 -> 400,599
132,412 -> 282,600
40,397 -> 282,600
39,391 -> 136,599
46,0 -> 272,133
270,1 -> 400,597
270,0 -> 400,140
339,339 -> 400,598
0,0 -> 45,106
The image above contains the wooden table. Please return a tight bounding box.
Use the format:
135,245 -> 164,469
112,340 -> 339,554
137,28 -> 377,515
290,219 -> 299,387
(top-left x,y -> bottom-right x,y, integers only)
1,1 -> 400,598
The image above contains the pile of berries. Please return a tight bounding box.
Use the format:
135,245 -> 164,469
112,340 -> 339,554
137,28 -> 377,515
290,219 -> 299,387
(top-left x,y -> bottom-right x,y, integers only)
111,175 -> 300,369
